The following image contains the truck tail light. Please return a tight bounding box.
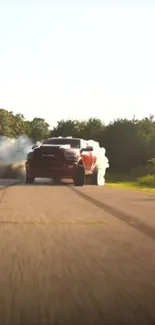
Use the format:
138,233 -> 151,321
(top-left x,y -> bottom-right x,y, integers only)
64,151 -> 77,161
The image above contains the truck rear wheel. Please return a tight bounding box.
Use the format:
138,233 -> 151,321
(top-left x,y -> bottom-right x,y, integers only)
52,177 -> 62,185
91,167 -> 105,186
74,165 -> 85,186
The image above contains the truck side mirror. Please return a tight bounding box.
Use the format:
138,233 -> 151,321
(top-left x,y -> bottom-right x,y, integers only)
81,146 -> 93,153
32,144 -> 38,150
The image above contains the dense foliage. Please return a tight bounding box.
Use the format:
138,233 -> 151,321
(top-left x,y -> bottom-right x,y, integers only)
0,108 -> 155,174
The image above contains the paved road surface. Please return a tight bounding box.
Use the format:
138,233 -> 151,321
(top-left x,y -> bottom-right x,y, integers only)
0,179 -> 155,325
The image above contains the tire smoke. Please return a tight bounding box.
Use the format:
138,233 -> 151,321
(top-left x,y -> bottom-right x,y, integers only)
87,140 -> 109,185
0,135 -> 33,179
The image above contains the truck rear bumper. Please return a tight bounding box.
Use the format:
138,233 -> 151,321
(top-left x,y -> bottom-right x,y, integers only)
25,161 -> 78,179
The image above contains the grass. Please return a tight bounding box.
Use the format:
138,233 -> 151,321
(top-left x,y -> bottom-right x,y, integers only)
106,182 -> 155,193
105,172 -> 155,193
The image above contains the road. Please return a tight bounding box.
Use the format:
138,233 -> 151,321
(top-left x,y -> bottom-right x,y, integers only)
0,179 -> 155,325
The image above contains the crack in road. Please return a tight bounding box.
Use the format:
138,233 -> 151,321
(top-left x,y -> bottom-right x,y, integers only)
70,187 -> 155,241
1,180 -> 155,240
0,220 -> 107,225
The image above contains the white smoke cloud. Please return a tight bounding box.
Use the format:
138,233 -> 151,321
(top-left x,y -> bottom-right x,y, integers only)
0,135 -> 34,179
0,135 -> 33,163
87,139 -> 109,186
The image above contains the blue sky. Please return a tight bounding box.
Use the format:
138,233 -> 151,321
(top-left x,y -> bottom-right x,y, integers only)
0,1 -> 154,127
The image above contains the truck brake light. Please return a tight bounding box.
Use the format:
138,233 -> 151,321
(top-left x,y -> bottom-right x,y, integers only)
64,151 -> 77,161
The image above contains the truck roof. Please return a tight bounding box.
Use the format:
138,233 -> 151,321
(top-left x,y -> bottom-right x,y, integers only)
47,137 -> 84,140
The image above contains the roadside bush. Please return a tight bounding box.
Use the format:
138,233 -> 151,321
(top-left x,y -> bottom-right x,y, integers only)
137,175 -> 155,187
130,166 -> 147,178
147,158 -> 155,174
105,172 -> 133,183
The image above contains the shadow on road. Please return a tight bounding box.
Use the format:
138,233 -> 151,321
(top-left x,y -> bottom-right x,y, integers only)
0,178 -> 73,188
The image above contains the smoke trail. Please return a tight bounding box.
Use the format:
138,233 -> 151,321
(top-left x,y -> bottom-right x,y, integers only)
87,139 -> 109,185
0,135 -> 33,162
0,135 -> 33,179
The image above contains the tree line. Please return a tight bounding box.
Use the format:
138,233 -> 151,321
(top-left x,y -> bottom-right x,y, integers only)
0,108 -> 155,174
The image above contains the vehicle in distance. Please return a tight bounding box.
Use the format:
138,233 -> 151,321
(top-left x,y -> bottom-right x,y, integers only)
25,137 -> 108,186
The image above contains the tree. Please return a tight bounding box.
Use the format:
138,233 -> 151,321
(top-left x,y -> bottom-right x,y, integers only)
98,118 -> 149,172
79,118 -> 104,140
51,118 -> 104,140
0,109 -> 15,138
51,119 -> 78,138
11,113 -> 27,137
28,117 -> 50,142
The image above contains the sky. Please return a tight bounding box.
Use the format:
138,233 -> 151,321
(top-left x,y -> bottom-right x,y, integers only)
0,0 -> 155,127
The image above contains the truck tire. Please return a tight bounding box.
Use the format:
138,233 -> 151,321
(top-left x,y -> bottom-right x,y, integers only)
74,165 -> 85,186
91,167 -> 105,186
52,177 -> 62,185
25,171 -> 35,184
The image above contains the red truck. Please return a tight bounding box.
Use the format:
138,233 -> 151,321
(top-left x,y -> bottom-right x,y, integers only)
25,137 -> 107,186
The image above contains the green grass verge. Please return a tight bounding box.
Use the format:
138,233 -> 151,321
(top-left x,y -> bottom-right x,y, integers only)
105,172 -> 155,193
106,182 -> 155,193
